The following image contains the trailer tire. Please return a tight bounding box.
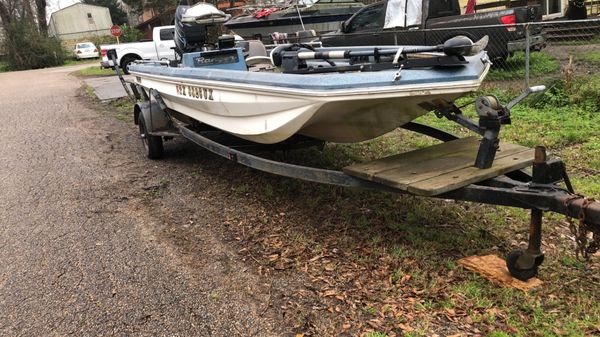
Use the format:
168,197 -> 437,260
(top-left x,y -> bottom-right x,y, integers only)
506,249 -> 539,281
138,114 -> 164,159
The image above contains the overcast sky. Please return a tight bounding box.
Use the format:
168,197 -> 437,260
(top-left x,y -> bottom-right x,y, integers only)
47,0 -> 81,16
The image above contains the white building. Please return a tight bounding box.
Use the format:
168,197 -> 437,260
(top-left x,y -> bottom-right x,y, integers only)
48,3 -> 113,40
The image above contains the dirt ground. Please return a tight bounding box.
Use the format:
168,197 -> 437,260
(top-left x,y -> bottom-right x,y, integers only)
1,64 -> 598,336
0,65 -> 282,335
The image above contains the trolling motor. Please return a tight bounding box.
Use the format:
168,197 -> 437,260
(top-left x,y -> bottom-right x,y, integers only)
271,35 -> 489,73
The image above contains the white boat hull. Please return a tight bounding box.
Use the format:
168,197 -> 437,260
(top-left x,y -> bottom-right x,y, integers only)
134,72 -> 485,144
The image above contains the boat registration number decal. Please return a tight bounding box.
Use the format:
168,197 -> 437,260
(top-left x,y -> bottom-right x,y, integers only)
175,84 -> 214,101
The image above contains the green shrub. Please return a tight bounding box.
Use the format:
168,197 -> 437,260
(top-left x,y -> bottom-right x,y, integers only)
3,20 -> 65,70
528,78 -> 570,109
89,35 -> 118,50
120,24 -> 143,43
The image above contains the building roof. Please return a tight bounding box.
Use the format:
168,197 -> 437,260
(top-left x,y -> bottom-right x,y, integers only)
49,2 -> 109,19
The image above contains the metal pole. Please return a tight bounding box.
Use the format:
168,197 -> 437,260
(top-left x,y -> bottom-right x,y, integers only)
525,23 -> 530,89
296,5 -> 306,31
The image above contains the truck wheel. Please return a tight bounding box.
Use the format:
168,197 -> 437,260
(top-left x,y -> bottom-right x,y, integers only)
493,55 -> 509,69
138,114 -> 164,159
121,56 -> 136,75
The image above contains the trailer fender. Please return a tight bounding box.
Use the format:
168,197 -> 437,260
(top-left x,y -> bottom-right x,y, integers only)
133,101 -> 171,133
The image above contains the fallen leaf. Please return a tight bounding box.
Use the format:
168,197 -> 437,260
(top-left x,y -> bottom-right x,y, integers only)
323,290 -> 336,297
397,323 -> 414,332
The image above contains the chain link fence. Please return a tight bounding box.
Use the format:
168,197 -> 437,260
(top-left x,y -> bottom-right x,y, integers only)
416,18 -> 600,88
278,17 -> 600,90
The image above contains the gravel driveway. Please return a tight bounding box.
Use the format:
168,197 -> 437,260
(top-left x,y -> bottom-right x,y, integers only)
0,65 -> 281,336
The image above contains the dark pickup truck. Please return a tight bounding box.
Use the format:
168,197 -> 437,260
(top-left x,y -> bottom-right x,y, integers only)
320,0 -> 544,62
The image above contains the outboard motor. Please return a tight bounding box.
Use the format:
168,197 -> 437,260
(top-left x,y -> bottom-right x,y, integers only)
174,3 -> 231,56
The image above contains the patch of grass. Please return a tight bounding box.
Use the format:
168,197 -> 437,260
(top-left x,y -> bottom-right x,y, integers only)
263,183 -> 274,199
554,35 -> 600,46
84,85 -> 96,98
79,65 -> 115,77
108,98 -> 135,122
488,332 -> 510,337
234,183 -> 249,195
488,51 -> 560,81
560,255 -> 586,269
363,306 -> 378,315
64,58 -> 97,66
569,75 -> 600,110
364,332 -> 387,337
579,50 -> 600,65
0,61 -> 9,72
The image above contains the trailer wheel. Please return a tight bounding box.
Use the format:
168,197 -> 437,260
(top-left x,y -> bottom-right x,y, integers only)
506,249 -> 539,281
138,115 -> 163,159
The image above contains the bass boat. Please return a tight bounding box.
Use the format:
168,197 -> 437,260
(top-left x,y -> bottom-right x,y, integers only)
129,5 -> 491,144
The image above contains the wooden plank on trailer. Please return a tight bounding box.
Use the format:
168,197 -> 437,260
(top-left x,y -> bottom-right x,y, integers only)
343,137 -> 534,196
405,148 -> 534,196
343,137 -> 479,181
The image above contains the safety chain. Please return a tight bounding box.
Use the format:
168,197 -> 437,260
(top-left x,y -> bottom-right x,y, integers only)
564,196 -> 599,260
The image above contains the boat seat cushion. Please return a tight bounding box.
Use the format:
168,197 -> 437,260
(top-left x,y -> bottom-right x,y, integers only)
248,40 -> 268,58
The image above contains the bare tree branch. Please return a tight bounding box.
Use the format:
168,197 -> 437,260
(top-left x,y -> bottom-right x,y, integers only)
0,0 -> 14,25
34,0 -> 47,34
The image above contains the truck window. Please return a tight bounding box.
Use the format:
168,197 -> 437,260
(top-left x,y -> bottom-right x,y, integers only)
159,28 -> 175,41
428,0 -> 459,19
347,3 -> 384,32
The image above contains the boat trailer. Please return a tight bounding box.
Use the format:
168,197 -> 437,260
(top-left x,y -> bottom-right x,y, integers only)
118,68 -> 599,281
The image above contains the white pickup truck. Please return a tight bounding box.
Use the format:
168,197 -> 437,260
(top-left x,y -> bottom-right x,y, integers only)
100,26 -> 176,74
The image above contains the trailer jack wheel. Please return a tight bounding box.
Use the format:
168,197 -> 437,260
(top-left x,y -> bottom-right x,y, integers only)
138,115 -> 164,159
506,249 -> 545,281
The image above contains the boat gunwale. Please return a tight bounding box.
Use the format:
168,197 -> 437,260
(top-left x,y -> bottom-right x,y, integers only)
130,64 -> 490,99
